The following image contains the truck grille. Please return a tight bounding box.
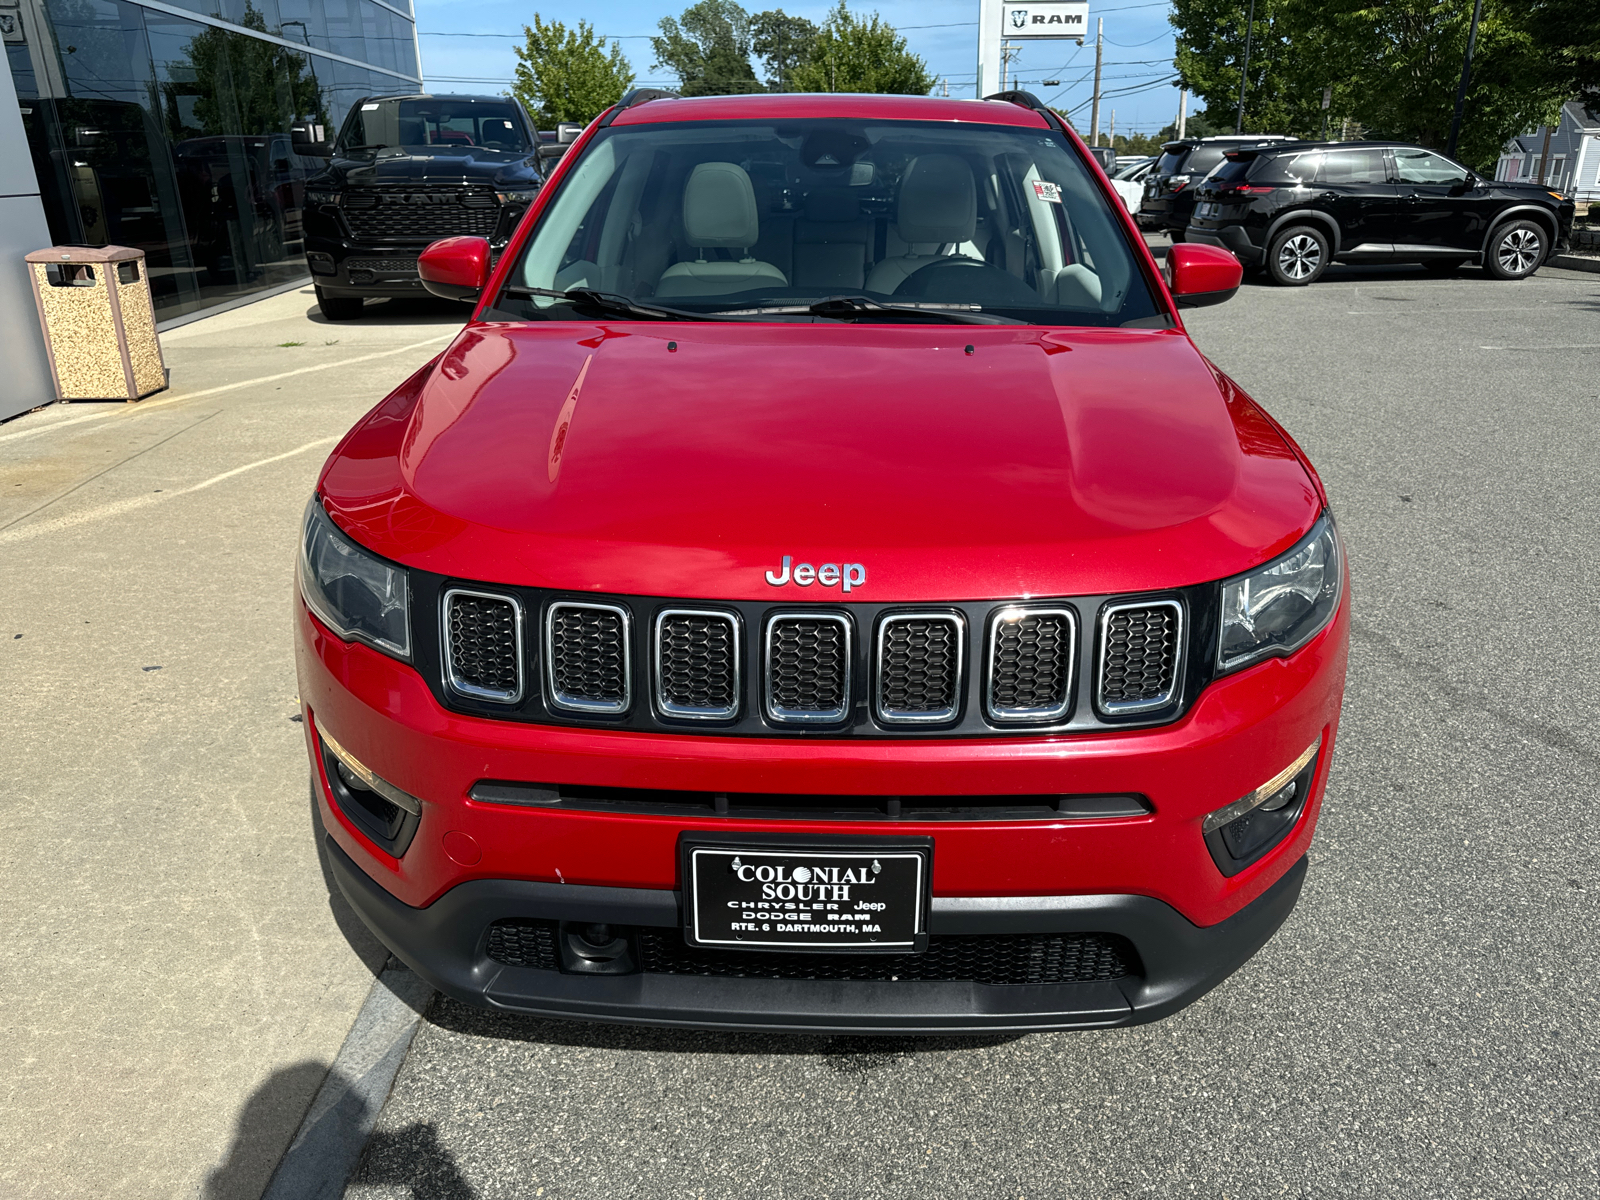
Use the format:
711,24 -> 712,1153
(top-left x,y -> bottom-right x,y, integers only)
1098,600 -> 1182,714
342,187 -> 500,242
655,610 -> 740,719
986,607 -> 1074,723
875,613 -> 962,723
546,602 -> 631,713
443,589 -> 523,703
764,614 -> 851,724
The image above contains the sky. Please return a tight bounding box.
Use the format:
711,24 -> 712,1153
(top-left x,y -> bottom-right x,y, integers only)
412,0 -> 1185,138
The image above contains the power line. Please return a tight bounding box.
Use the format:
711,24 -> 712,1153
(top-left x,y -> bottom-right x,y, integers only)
418,20 -> 981,39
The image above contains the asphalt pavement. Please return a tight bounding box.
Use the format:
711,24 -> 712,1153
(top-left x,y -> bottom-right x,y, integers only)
343,260 -> 1600,1199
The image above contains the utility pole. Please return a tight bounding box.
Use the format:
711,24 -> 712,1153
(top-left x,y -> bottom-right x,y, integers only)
1178,87 -> 1188,139
1089,18 -> 1104,146
1234,0 -> 1256,134
1446,0 -> 1484,159
1109,109 -> 1116,149
1536,124 -> 1553,185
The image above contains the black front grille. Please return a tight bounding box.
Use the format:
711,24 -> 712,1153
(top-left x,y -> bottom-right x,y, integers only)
657,611 -> 739,717
485,919 -> 559,969
766,615 -> 850,722
877,614 -> 960,722
636,929 -> 1139,985
343,188 -> 500,242
988,609 -> 1072,722
444,591 -> 521,701
1099,602 -> 1181,712
345,256 -> 418,275
547,603 -> 630,712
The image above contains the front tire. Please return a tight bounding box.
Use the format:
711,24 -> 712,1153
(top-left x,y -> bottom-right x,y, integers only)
316,287 -> 365,321
1484,220 -> 1546,280
1266,225 -> 1329,286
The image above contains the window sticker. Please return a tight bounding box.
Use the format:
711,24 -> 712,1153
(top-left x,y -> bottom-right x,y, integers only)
362,103 -> 380,110
1031,180 -> 1062,203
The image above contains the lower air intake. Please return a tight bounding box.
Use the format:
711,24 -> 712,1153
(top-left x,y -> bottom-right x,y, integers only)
484,919 -> 559,970
1098,600 -> 1182,715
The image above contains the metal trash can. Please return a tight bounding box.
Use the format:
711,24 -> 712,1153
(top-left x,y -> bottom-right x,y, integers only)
24,245 -> 167,401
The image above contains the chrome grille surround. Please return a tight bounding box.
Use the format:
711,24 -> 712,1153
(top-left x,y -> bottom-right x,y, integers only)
545,601 -> 632,714
874,611 -> 965,724
653,608 -> 742,720
441,587 -> 525,703
985,605 -> 1076,724
1096,599 -> 1184,716
763,613 -> 853,725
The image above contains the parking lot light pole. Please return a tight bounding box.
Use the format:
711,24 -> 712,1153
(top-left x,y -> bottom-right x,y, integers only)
1234,0 -> 1255,135
1446,0 -> 1484,159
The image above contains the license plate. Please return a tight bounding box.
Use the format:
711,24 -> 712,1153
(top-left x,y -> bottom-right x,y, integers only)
1197,202 -> 1216,217
682,838 -> 930,952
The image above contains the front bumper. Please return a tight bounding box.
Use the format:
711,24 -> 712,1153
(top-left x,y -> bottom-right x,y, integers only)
1185,223 -> 1263,266
326,832 -> 1309,1032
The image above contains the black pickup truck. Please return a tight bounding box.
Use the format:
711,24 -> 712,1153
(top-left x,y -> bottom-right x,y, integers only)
295,94 -> 558,321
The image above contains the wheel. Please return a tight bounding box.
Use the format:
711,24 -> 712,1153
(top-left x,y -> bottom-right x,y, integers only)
1266,225 -> 1329,286
316,287 -> 365,321
1423,258 -> 1468,273
1484,220 -> 1546,280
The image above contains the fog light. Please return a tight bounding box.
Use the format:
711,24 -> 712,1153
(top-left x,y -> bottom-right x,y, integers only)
558,921 -> 637,975
307,252 -> 336,276
1203,737 -> 1320,877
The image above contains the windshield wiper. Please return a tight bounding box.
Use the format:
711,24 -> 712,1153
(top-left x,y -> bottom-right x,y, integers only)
502,286 -> 750,322
716,295 -> 1013,325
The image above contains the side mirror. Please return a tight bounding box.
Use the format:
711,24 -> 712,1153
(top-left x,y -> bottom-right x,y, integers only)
557,122 -> 581,144
419,236 -> 492,302
536,142 -> 568,163
1087,145 -> 1117,174
1166,242 -> 1243,308
291,124 -> 330,157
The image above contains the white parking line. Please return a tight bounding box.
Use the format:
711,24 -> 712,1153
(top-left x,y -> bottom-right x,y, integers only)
1480,344 -> 1600,351
0,436 -> 338,547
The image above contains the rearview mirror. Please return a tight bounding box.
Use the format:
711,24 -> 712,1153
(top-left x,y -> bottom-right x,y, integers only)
419,236 -> 492,302
1166,243 -> 1243,308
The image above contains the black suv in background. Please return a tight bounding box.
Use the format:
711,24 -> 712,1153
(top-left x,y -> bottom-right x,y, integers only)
1186,141 -> 1576,285
298,94 -> 544,320
1138,135 -> 1298,239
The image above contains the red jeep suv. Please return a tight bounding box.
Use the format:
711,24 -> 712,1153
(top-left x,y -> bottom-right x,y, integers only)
295,90 -> 1348,1033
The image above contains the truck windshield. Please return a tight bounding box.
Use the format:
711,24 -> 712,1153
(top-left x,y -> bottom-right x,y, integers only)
339,99 -> 529,154
499,119 -> 1163,326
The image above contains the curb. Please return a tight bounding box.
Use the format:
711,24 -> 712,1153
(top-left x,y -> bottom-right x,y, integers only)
1551,253 -> 1600,274
260,963 -> 435,1200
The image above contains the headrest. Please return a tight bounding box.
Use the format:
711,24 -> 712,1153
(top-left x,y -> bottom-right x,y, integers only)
804,190 -> 862,223
682,162 -> 761,248
896,154 -> 976,244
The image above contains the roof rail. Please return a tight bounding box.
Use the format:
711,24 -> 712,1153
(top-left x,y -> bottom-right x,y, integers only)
983,90 -> 1068,134
598,88 -> 682,128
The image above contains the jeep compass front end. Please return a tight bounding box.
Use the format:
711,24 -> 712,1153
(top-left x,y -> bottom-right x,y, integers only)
295,90 -> 1349,1033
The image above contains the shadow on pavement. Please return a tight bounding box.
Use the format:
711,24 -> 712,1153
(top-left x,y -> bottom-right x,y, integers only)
301,295 -> 472,328
424,994 -> 1024,1066
311,780 -> 391,977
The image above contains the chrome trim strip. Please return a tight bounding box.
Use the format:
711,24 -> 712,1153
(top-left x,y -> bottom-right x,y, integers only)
874,611 -> 965,725
545,601 -> 633,714
441,587 -> 525,704
983,605 -> 1077,724
1096,598 -> 1185,716
316,721 -> 422,816
763,612 -> 853,725
653,608 -> 742,721
1202,736 -> 1322,834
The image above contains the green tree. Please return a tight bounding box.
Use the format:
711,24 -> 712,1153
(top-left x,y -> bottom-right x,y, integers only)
1170,0 -> 1336,139
1516,0 -> 1600,115
751,10 -> 820,91
788,3 -> 933,95
511,15 -> 635,127
651,1 -> 762,95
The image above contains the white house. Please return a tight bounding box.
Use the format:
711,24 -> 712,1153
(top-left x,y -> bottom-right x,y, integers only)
1496,101 -> 1600,201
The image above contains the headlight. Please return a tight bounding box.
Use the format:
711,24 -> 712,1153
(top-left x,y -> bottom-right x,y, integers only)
1217,513 -> 1341,673
305,188 -> 338,206
299,498 -> 410,658
496,189 -> 537,205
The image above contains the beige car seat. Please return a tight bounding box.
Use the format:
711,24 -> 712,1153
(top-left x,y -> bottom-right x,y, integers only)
655,162 -> 788,298
865,154 -> 980,295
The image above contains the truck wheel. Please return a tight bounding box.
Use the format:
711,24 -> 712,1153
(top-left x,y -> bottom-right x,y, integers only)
1484,220 -> 1545,280
1266,225 -> 1329,286
317,288 -> 365,321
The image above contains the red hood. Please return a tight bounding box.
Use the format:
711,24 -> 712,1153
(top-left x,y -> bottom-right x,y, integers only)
319,322 -> 1320,601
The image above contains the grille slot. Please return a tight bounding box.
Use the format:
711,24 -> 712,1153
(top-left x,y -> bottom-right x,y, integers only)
875,612 -> 963,724
654,609 -> 740,720
1098,600 -> 1183,715
546,602 -> 631,713
485,919 -> 559,969
636,929 -> 1140,985
442,589 -> 524,703
345,256 -> 418,275
986,606 -> 1075,724
764,614 -> 852,724
342,187 -> 500,242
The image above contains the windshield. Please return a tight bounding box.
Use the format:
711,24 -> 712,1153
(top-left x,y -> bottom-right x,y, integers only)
497,119 -> 1163,326
338,98 -> 531,155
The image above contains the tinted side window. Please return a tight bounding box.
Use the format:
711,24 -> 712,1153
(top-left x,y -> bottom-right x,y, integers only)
1251,152 -> 1322,183
1393,148 -> 1467,186
1185,147 -> 1226,176
1209,159 -> 1252,185
1319,149 -> 1387,185
1156,149 -> 1189,174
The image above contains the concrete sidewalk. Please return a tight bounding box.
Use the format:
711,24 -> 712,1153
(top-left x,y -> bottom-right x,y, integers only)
0,289 -> 464,1198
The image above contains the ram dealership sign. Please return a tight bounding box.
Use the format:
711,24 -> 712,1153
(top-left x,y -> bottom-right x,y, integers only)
1002,0 -> 1089,39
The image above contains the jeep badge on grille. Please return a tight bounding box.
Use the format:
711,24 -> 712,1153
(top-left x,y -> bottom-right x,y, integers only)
765,556 -> 866,592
